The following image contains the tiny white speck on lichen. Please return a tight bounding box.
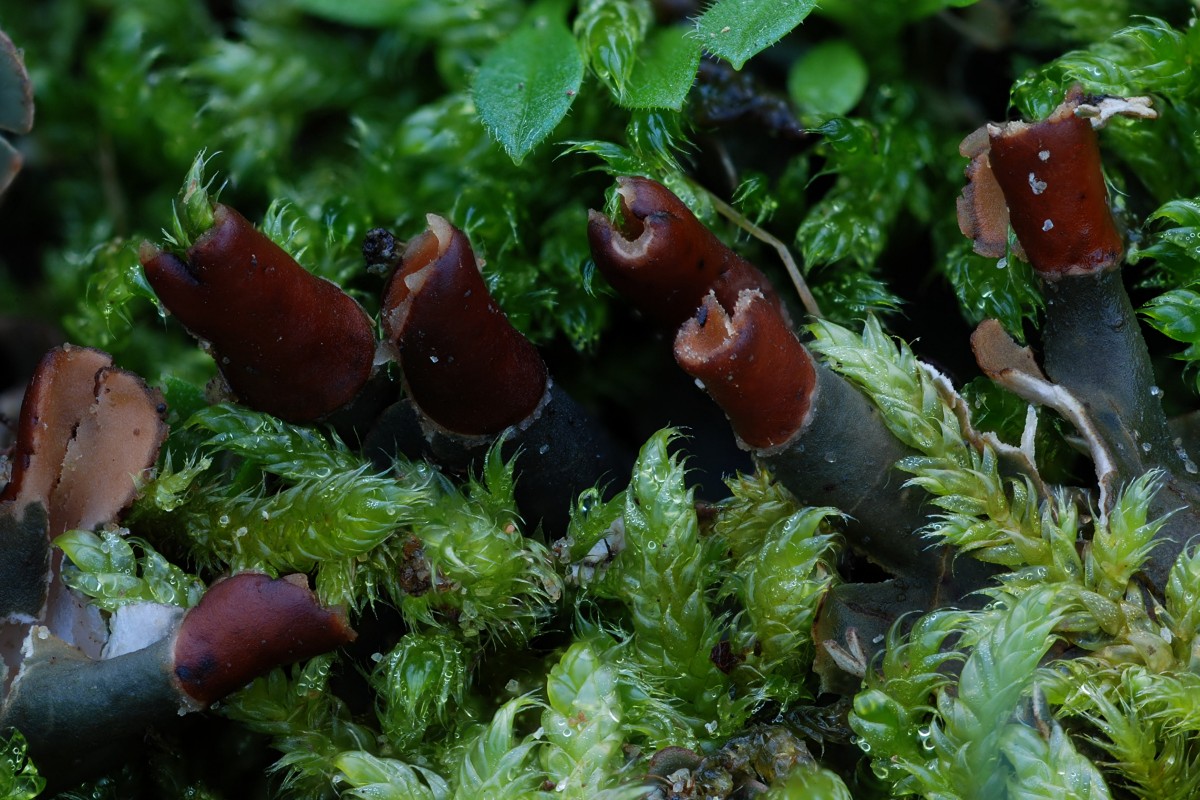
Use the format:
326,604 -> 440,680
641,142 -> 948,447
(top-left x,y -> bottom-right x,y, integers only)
1028,173 -> 1047,195
1038,150 -> 1050,161
1042,219 -> 1054,231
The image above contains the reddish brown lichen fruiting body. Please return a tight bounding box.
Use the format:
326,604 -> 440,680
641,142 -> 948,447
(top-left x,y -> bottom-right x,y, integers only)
382,214 -> 548,437
173,572 -> 355,705
963,92 -> 1124,278
587,177 -> 783,328
1,346 -> 113,512
139,204 -> 376,423
0,344 -> 167,537
1,571 -> 355,788
675,290 -> 815,450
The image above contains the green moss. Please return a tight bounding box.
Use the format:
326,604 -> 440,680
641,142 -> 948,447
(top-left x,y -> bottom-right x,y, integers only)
9,2 -> 1200,798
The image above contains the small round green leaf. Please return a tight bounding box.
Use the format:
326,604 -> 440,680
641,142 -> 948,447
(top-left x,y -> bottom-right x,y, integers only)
787,40 -> 868,117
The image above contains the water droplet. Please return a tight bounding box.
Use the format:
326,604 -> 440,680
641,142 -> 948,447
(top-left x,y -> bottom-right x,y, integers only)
824,453 -> 837,464
996,257 -> 1008,270
538,444 -> 550,455
1142,442 -> 1152,453
1042,219 -> 1055,232
1038,149 -> 1051,161
1028,172 -> 1047,195
218,514 -> 230,526
1150,386 -> 1163,397
429,355 -> 439,364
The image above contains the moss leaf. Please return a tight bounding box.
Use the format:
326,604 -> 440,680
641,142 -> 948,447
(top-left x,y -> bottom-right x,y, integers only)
623,27 -> 701,111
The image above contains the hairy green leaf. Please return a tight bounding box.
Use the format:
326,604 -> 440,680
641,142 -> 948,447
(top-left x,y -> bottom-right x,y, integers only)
1086,471 -> 1169,601
590,429 -> 730,731
1053,664 -> 1200,799
540,637 -> 640,798
728,507 -> 837,669
1002,719 -> 1112,800
922,590 -> 1066,798
473,6 -> 583,163
372,634 -> 472,752
850,610 -> 968,786
694,0 -> 817,70
1165,544 -> 1200,658
221,656 -> 378,795
452,696 -> 544,799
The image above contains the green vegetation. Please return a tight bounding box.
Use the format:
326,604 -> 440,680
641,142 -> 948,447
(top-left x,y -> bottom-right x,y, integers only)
5,1 -> 1200,798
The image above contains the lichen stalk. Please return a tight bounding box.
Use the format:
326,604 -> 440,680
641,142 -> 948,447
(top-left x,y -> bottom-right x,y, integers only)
378,215 -> 627,535
673,289 -> 995,688
963,91 -> 1199,591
